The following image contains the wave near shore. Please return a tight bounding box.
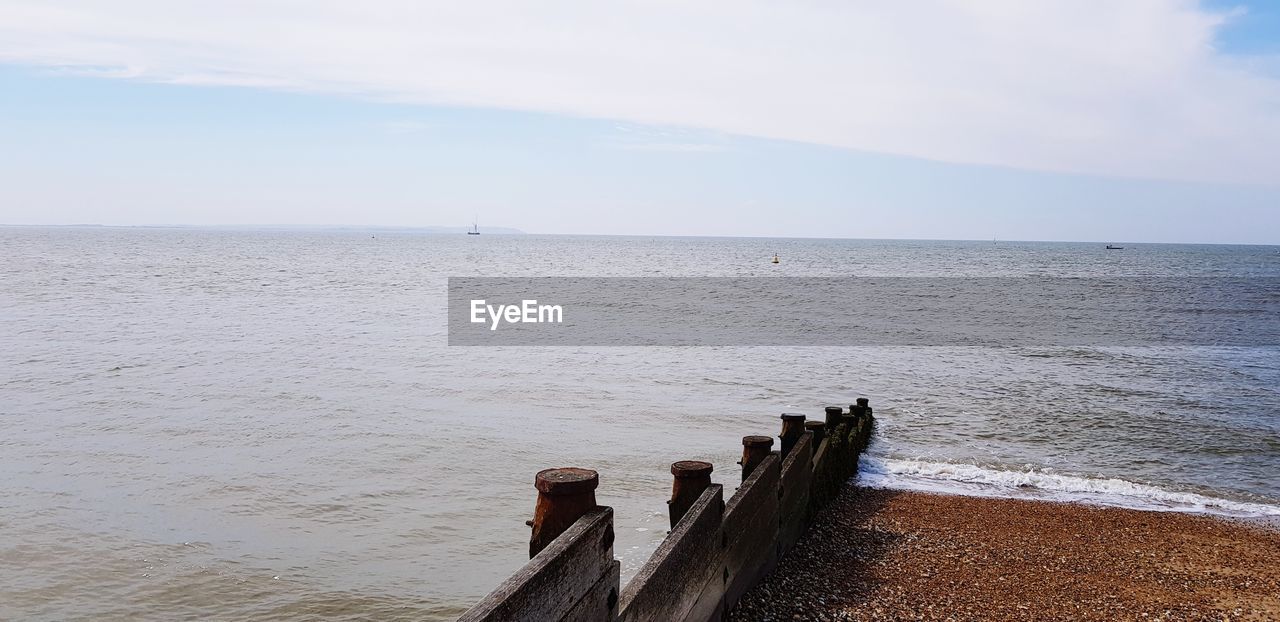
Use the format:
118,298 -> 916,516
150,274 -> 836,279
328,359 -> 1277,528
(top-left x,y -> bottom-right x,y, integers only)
859,455 -> 1280,518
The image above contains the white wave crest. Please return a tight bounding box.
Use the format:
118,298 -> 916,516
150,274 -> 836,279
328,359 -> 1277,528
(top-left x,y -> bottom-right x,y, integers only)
858,456 -> 1280,518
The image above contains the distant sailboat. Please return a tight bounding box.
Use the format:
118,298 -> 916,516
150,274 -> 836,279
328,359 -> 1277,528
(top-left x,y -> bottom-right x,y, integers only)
468,219 -> 480,235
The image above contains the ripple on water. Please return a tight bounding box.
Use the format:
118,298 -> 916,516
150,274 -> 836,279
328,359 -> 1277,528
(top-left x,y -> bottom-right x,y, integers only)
2,230 -> 1278,619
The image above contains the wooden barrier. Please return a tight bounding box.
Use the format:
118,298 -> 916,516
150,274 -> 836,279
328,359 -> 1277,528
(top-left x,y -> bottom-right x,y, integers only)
619,485 -> 725,622
722,454 -> 780,608
808,432 -> 834,518
459,507 -> 619,622
458,401 -> 876,622
776,432 -> 813,556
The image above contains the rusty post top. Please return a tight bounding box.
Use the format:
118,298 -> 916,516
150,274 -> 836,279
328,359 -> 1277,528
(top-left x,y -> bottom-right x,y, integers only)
742,435 -> 774,448
534,468 -> 599,495
671,460 -> 713,477
805,420 -> 826,430
780,413 -> 806,422
856,397 -> 870,407
824,406 -> 843,415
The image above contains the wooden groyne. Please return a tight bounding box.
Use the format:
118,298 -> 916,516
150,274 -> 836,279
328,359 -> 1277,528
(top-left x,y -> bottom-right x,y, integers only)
458,400 -> 875,622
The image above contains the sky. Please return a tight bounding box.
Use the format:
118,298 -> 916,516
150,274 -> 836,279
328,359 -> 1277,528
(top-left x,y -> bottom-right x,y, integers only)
0,1 -> 1278,243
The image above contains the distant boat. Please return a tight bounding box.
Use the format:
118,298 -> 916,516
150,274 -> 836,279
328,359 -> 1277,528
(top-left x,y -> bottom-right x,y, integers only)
1106,244 -> 1123,250
468,219 -> 480,235
771,254 -> 780,264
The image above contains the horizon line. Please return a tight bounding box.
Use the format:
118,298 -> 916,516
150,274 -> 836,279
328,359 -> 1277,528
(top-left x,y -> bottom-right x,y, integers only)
2,223 -> 1277,247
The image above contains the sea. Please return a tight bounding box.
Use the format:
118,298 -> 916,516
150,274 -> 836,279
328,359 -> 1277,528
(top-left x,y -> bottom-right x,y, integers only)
2,227 -> 1278,621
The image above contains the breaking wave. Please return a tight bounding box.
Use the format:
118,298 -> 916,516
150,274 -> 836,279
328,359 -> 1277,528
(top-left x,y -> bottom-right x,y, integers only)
858,456 -> 1280,518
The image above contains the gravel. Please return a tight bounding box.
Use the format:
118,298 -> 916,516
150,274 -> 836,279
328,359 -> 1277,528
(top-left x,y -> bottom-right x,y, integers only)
728,487 -> 1280,621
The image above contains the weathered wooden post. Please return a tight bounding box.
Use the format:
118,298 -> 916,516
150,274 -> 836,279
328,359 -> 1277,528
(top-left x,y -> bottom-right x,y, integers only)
828,412 -> 847,451
834,409 -> 857,479
804,420 -> 826,446
852,398 -> 873,444
821,406 -> 844,497
668,460 -> 713,528
839,410 -> 857,444
841,408 -> 861,441
528,467 -> 599,558
806,419 -> 829,512
824,406 -> 843,430
780,413 -> 806,457
739,435 -> 774,481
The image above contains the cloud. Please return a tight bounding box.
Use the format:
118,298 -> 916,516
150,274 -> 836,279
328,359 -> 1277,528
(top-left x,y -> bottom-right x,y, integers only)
1,1 -> 1278,184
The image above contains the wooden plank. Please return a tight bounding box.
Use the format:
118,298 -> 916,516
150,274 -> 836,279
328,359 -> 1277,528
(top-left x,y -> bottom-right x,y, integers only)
459,507 -> 616,622
560,560 -> 620,622
777,433 -> 813,555
830,424 -> 852,483
721,454 -> 780,611
860,416 -> 873,445
848,416 -> 873,479
809,436 -> 832,516
811,436 -> 830,474
681,562 -> 726,622
618,485 -> 725,622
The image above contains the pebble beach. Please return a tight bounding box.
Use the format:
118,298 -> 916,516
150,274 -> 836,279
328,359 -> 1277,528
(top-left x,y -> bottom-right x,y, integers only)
729,488 -> 1280,621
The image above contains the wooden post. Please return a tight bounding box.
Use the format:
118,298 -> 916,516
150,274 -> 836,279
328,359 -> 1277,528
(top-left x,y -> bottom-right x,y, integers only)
779,413 -> 806,457
824,406 -> 843,430
858,398 -> 874,437
529,467 -> 599,558
853,398 -> 873,444
806,420 -> 829,512
668,461 -> 713,528
835,409 -> 858,480
805,420 -> 826,446
739,435 -> 774,481
826,420 -> 845,479
840,410 -> 859,443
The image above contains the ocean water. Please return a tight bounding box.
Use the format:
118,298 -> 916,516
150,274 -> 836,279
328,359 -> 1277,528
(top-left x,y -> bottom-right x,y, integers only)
2,227 -> 1278,621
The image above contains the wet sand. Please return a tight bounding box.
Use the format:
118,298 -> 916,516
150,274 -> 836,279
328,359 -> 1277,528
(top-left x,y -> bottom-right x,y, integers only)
729,488 -> 1280,621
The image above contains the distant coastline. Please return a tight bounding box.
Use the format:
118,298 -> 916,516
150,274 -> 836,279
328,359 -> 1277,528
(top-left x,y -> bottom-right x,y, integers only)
5,225 -> 1280,245
0,223 -> 527,234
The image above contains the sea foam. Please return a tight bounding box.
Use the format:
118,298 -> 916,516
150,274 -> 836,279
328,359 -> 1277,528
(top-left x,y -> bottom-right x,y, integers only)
858,456 -> 1280,518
